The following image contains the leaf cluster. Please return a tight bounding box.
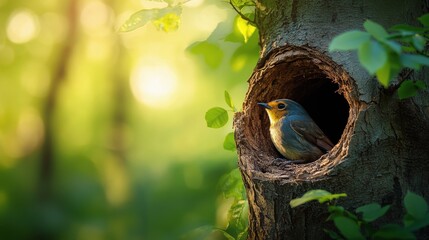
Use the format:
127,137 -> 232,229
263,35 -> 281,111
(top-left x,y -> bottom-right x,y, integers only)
216,168 -> 248,240
187,15 -> 258,70
119,0 -> 186,32
290,190 -> 429,239
229,0 -> 256,26
187,168 -> 248,240
329,14 -> 429,99
205,91 -> 237,152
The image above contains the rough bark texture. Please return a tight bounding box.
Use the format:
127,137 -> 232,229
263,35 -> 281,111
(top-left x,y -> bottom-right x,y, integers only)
234,0 -> 429,239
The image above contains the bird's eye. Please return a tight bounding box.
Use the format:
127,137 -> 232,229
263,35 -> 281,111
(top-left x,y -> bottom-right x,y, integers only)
277,103 -> 286,110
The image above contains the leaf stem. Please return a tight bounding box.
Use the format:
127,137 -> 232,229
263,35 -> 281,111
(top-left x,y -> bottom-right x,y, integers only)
229,0 -> 255,25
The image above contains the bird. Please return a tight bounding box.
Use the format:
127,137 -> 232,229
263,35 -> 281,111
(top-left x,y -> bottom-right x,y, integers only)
258,99 -> 334,163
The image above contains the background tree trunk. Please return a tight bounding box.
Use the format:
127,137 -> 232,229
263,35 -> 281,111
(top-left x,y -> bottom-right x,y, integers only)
234,0 -> 429,239
40,0 -> 78,201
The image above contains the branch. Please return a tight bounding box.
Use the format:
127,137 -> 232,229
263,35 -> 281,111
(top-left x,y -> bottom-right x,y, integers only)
387,68 -> 414,94
229,0 -> 255,25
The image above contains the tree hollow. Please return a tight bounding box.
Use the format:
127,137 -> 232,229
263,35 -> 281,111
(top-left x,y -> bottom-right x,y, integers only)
235,45 -> 359,180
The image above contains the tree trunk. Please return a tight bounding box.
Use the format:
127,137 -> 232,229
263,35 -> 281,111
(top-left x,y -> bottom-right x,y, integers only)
234,0 -> 429,239
40,0 -> 78,201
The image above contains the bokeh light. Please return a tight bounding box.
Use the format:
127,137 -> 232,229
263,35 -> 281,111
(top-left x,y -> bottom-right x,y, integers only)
6,9 -> 39,44
80,0 -> 113,35
0,0 -> 255,238
130,63 -> 178,107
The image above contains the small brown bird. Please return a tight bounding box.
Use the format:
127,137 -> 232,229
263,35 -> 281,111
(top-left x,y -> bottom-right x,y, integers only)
258,99 -> 334,163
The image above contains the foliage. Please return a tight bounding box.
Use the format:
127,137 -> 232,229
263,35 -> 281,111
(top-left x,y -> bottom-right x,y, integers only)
217,168 -> 248,240
229,0 -> 256,27
236,17 -> 256,43
199,15 -> 258,151
196,5 -> 259,238
187,16 -> 258,71
289,189 -> 347,207
205,91 -> 237,151
223,132 -> 236,151
205,107 -> 229,129
397,79 -> 427,99
1,0 -> 259,238
188,41 -> 224,69
290,190 -> 429,239
329,14 -> 429,99
119,0 -> 186,32
122,2 -> 258,238
184,168 -> 248,240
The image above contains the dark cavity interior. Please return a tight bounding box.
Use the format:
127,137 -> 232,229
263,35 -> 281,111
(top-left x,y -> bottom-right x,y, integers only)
266,60 -> 350,145
296,78 -> 349,144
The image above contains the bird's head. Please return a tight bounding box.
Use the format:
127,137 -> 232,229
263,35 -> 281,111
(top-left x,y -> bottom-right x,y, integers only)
258,99 -> 306,124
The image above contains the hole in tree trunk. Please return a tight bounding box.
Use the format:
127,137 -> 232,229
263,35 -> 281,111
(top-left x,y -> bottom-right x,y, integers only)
235,45 -> 358,174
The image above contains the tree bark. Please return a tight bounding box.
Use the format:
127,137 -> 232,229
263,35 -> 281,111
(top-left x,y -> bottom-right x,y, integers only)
234,0 -> 429,239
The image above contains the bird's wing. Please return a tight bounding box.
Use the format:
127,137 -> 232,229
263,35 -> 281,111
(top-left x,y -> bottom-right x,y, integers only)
290,120 -> 334,151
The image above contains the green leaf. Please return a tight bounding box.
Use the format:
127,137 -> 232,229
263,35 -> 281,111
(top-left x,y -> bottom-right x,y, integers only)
223,132 -> 236,151
400,54 -> 429,70
187,41 -> 224,69
219,168 -> 244,200
404,213 -> 415,227
230,34 -> 259,71
418,13 -> 429,27
225,31 -> 243,43
237,228 -> 248,240
412,35 -> 426,52
398,80 -> 423,99
383,40 -> 402,54
329,30 -> 371,51
415,80 -> 427,90
224,91 -> 235,110
364,19 -> 389,41
402,46 -> 419,53
390,24 -> 426,34
404,191 -> 428,220
327,206 -> 346,221
333,216 -> 365,240
376,60 -> 391,87
120,9 -> 160,32
358,40 -> 387,74
290,190 -> 347,208
227,199 -> 247,231
373,224 -> 416,240
231,0 -> 255,9
205,107 -> 228,128
329,205 -> 345,214
387,53 -> 403,79
406,212 -> 429,231
236,16 -> 256,43
356,203 -> 391,222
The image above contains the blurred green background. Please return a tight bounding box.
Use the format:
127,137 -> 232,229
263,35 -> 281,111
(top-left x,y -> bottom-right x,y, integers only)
0,0 -> 258,239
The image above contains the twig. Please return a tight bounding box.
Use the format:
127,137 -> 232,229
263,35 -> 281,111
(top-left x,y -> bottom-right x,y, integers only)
387,68 -> 414,94
229,0 -> 255,25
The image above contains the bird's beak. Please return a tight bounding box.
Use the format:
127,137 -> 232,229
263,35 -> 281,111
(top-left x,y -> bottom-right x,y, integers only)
258,102 -> 272,109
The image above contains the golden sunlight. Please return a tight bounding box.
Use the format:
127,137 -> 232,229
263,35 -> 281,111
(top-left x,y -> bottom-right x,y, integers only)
130,64 -> 178,107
